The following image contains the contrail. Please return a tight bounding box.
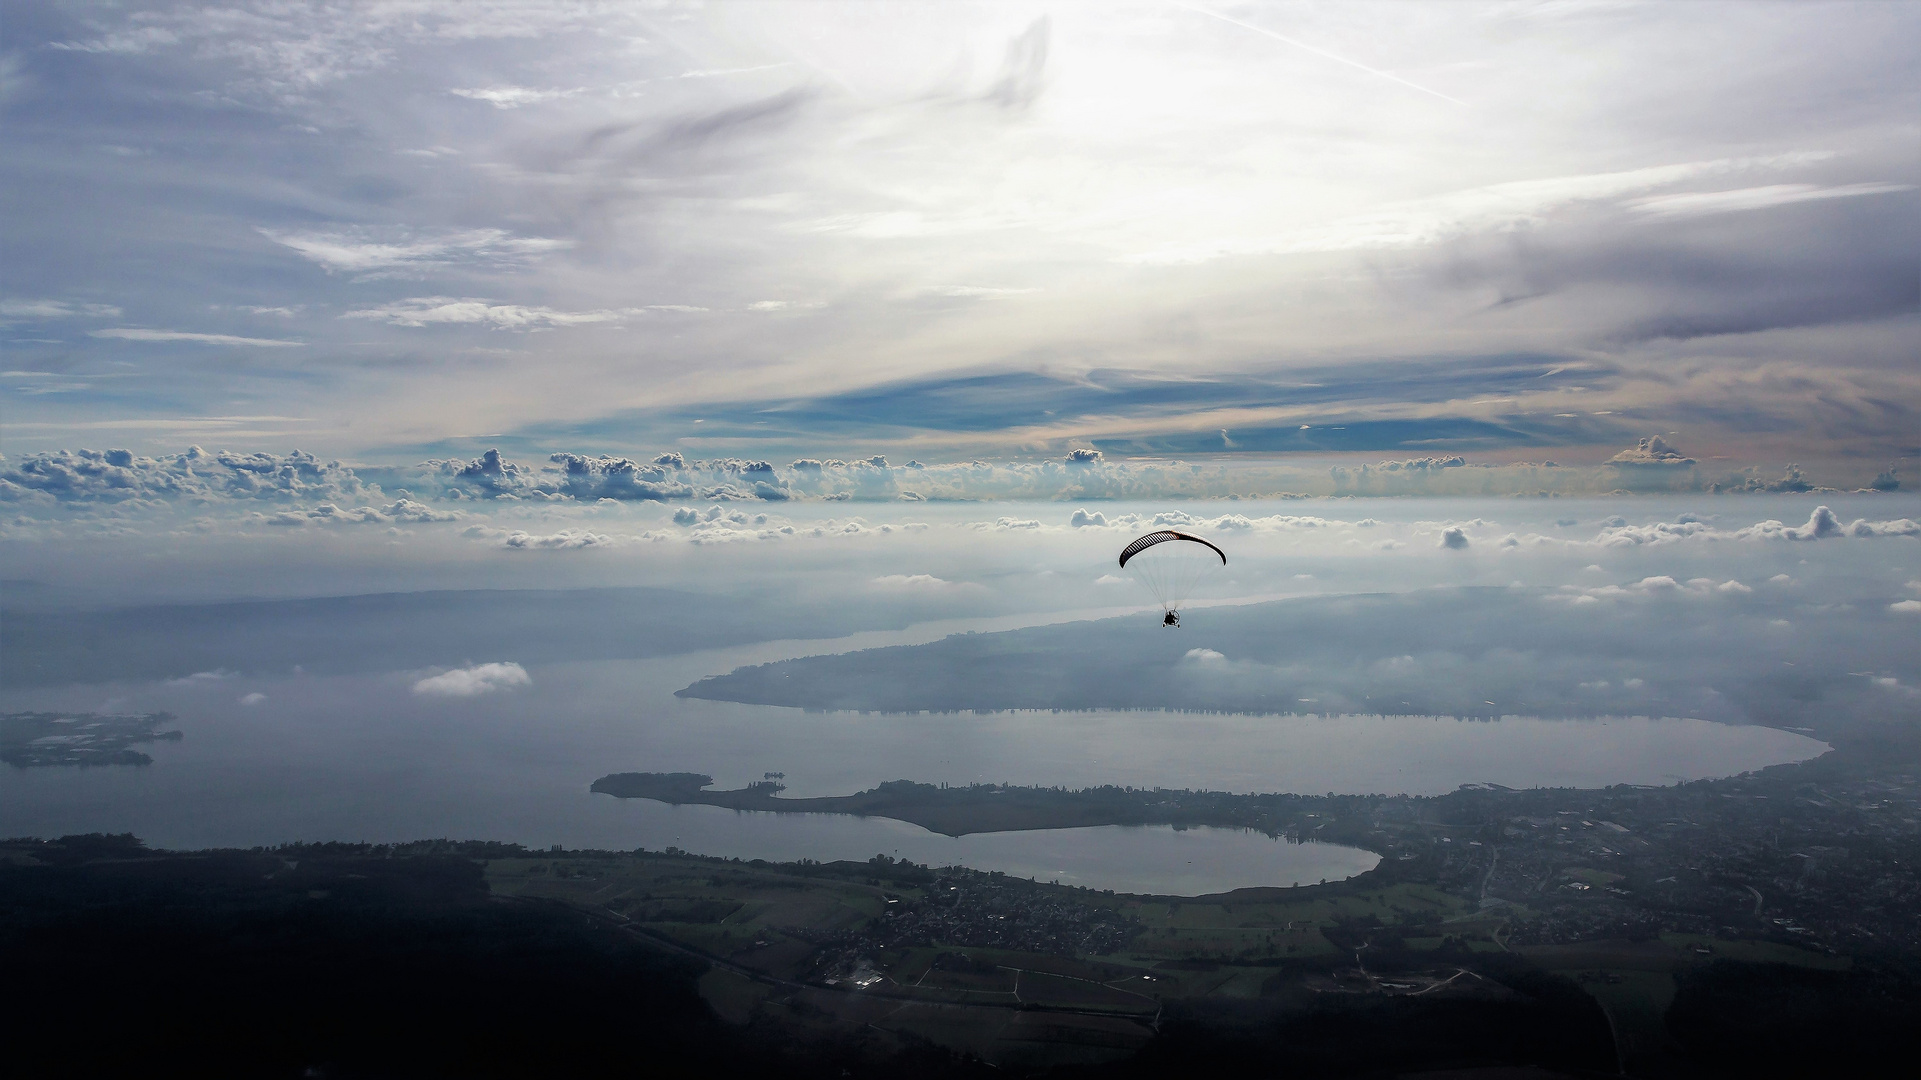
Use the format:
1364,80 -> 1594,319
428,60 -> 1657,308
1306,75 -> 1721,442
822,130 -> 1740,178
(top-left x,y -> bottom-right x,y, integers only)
1177,3 -> 1468,107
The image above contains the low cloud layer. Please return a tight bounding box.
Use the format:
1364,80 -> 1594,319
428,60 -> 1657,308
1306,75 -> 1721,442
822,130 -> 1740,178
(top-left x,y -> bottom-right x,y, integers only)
4,438 -> 1907,520
1,448 -> 375,505
411,661 -> 532,697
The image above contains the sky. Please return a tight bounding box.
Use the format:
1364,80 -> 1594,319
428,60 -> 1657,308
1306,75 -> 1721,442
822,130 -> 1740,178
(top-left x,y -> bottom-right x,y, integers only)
2,0 -> 1916,484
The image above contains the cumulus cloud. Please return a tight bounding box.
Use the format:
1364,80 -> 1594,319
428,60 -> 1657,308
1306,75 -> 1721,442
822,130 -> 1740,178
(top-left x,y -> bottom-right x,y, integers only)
412,662 -> 532,697
1553,576 -> 1759,604
238,692 -> 267,705
10,448 -> 1921,550
1,447 -> 375,504
1375,456 -> 1466,472
1593,505 -> 1920,546
1892,600 -> 1921,615
1733,506 -> 1919,541
1606,435 -> 1695,467
1710,465 -> 1829,495
659,504 -> 843,542
545,453 -> 702,501
253,499 -> 462,526
417,450 -> 794,503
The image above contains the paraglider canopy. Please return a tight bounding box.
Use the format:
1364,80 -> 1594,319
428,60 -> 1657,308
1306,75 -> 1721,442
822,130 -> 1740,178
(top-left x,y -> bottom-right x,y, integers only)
1118,530 -> 1226,569
1119,530 -> 1225,621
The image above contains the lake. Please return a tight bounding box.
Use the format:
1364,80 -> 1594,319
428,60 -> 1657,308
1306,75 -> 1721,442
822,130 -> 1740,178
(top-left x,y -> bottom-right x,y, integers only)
0,619 -> 1829,894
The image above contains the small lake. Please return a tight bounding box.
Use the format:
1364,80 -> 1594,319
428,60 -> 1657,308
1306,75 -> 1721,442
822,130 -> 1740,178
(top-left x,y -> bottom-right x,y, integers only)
584,800 -> 1379,896
0,637 -> 1828,896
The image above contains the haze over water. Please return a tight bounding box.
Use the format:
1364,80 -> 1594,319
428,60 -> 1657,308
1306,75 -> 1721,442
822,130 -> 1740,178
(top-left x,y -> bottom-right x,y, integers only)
0,550 -> 1842,895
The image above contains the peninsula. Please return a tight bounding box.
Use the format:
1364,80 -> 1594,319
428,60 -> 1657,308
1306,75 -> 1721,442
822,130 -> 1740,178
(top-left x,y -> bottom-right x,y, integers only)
588,772 -> 1276,838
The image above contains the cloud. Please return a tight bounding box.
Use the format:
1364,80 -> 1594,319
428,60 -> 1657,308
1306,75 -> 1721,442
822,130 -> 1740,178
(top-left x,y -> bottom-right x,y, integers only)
450,85 -> 582,108
1625,182 -> 1914,220
1892,600 -> 1921,615
252,499 -> 462,526
501,529 -> 609,549
2,299 -> 122,321
89,329 -> 303,346
412,661 -> 532,697
1375,457 -> 1467,472
342,298 -> 633,329
1553,576 -> 1755,604
238,692 -> 267,705
46,4 -> 620,95
1606,435 -> 1695,467
1732,506 -> 1920,542
5,441 -> 1916,537
543,453 -> 702,501
7,2 -> 1915,477
1,448 -> 375,504
1593,506 -> 1921,546
1120,152 -> 1840,265
262,228 -> 571,275
982,17 -> 1050,110
1439,526 -> 1470,549
871,573 -> 979,592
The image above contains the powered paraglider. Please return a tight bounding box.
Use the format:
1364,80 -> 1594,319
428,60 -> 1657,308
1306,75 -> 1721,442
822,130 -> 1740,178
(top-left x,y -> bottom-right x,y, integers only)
1118,530 -> 1225,624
